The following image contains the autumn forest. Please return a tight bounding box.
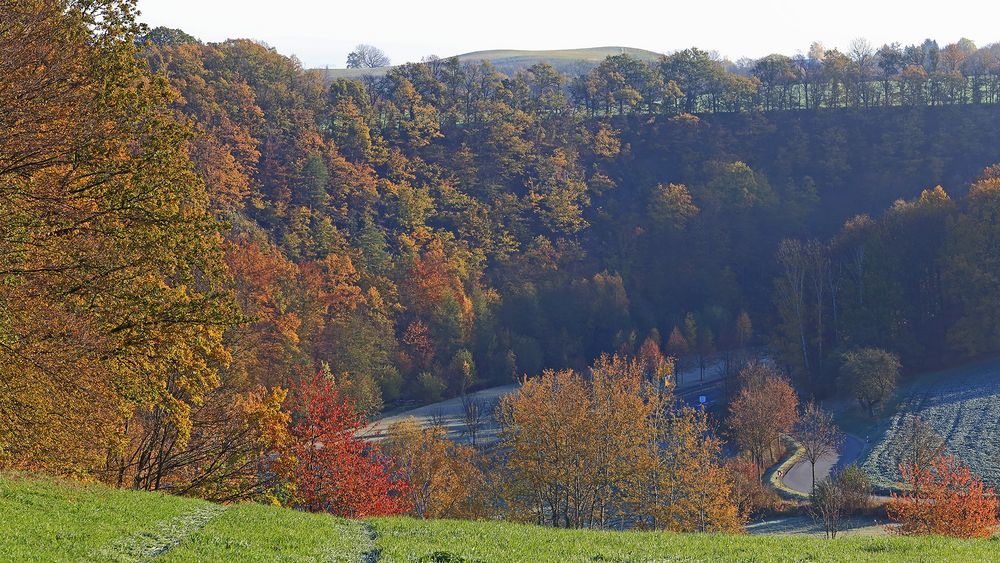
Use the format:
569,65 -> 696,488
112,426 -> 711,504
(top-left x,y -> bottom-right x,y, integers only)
4,0 -> 1000,543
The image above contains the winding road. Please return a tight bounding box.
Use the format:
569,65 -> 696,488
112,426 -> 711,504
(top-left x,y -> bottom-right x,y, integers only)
781,434 -> 866,495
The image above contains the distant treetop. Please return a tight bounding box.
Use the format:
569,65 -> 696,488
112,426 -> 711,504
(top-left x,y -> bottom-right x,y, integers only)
141,26 -> 199,47
347,44 -> 391,68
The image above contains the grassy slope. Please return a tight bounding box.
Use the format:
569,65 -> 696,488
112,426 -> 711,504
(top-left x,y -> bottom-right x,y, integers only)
836,356 -> 1000,491
4,473 -> 999,561
0,473 -> 368,562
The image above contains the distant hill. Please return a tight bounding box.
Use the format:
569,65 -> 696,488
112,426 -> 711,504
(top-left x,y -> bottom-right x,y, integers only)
315,46 -> 664,80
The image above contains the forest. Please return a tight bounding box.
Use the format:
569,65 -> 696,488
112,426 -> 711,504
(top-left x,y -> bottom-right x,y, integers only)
3,0 -> 1000,538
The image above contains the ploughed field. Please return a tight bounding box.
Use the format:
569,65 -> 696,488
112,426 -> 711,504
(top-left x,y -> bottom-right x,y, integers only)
859,358 -> 1000,490
4,473 -> 1000,562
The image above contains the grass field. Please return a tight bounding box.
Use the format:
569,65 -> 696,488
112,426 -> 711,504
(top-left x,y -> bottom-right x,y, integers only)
4,473 -> 1000,561
857,357 -> 1000,490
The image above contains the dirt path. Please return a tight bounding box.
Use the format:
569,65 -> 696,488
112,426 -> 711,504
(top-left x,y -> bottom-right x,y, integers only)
358,521 -> 380,563
782,434 -> 866,495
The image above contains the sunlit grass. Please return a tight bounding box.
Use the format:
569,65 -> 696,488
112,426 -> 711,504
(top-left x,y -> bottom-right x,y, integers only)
4,473 -> 998,562
369,516 -> 1000,562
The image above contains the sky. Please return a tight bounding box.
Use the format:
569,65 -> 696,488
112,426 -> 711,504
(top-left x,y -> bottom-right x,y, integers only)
137,0 -> 999,69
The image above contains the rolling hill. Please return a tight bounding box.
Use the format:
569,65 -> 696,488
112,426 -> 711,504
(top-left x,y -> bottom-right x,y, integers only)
315,46 -> 664,80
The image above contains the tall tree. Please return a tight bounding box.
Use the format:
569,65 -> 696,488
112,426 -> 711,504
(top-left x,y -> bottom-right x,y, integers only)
728,362 -> 799,476
0,0 -> 239,480
289,371 -> 410,517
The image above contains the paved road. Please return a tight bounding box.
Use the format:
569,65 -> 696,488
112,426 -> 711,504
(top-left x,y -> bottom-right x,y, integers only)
782,434 -> 866,495
363,356 -> 744,445
361,384 -> 518,445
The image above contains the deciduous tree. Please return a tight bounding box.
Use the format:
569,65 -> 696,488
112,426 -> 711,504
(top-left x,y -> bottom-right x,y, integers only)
383,418 -> 486,519
289,371 -> 410,517
346,44 -> 391,68
793,401 -> 843,493
728,362 -> 799,477
840,348 -> 900,417
887,455 -> 999,538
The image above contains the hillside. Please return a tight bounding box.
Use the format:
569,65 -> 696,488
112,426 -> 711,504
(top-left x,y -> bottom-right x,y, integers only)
857,357 -> 1000,490
3,473 -> 999,562
316,46 -> 663,80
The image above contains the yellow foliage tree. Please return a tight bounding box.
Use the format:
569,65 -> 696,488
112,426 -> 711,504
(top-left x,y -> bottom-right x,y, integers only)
382,418 -> 485,519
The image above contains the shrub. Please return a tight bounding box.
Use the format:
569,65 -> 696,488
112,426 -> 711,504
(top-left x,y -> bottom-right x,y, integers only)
887,455 -> 999,538
837,465 -> 872,514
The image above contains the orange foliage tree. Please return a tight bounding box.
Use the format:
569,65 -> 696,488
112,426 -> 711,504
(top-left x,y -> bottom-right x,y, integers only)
887,455 -> 999,538
644,407 -> 744,533
499,353 -> 742,532
497,357 -> 657,528
728,362 -> 799,478
1,0 -> 239,480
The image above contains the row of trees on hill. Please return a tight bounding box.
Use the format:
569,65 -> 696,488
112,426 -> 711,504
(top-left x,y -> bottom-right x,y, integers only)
346,38 -> 1000,114
570,39 -> 1000,115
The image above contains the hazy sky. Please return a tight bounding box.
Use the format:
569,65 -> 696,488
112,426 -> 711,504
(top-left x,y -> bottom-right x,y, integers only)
137,0 -> 998,69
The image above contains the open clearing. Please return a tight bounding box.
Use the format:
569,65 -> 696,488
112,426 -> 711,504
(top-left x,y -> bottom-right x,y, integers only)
858,357 -> 1000,490
5,473 -> 999,561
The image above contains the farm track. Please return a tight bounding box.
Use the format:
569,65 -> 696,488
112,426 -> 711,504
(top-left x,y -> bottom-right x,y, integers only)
94,504 -> 228,561
359,521 -> 381,563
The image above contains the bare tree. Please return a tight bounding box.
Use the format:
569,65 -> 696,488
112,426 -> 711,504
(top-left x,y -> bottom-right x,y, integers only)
346,44 -> 391,69
811,476 -> 846,538
775,239 -> 811,380
898,415 -> 945,474
849,38 -> 876,107
429,408 -> 448,429
461,395 -> 487,447
793,401 -> 844,493
811,465 -> 871,539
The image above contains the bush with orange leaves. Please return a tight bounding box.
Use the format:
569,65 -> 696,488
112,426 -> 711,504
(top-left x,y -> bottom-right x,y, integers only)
887,455 -> 999,538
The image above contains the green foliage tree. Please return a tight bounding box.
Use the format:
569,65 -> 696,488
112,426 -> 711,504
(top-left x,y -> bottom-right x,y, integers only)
840,348 -> 901,417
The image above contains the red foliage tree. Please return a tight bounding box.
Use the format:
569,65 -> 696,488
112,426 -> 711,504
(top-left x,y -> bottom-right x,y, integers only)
289,371 -> 411,517
887,455 -> 999,538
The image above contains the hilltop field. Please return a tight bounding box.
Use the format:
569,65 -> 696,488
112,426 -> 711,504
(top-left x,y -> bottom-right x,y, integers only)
3,473 -> 998,562
315,46 -> 664,79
